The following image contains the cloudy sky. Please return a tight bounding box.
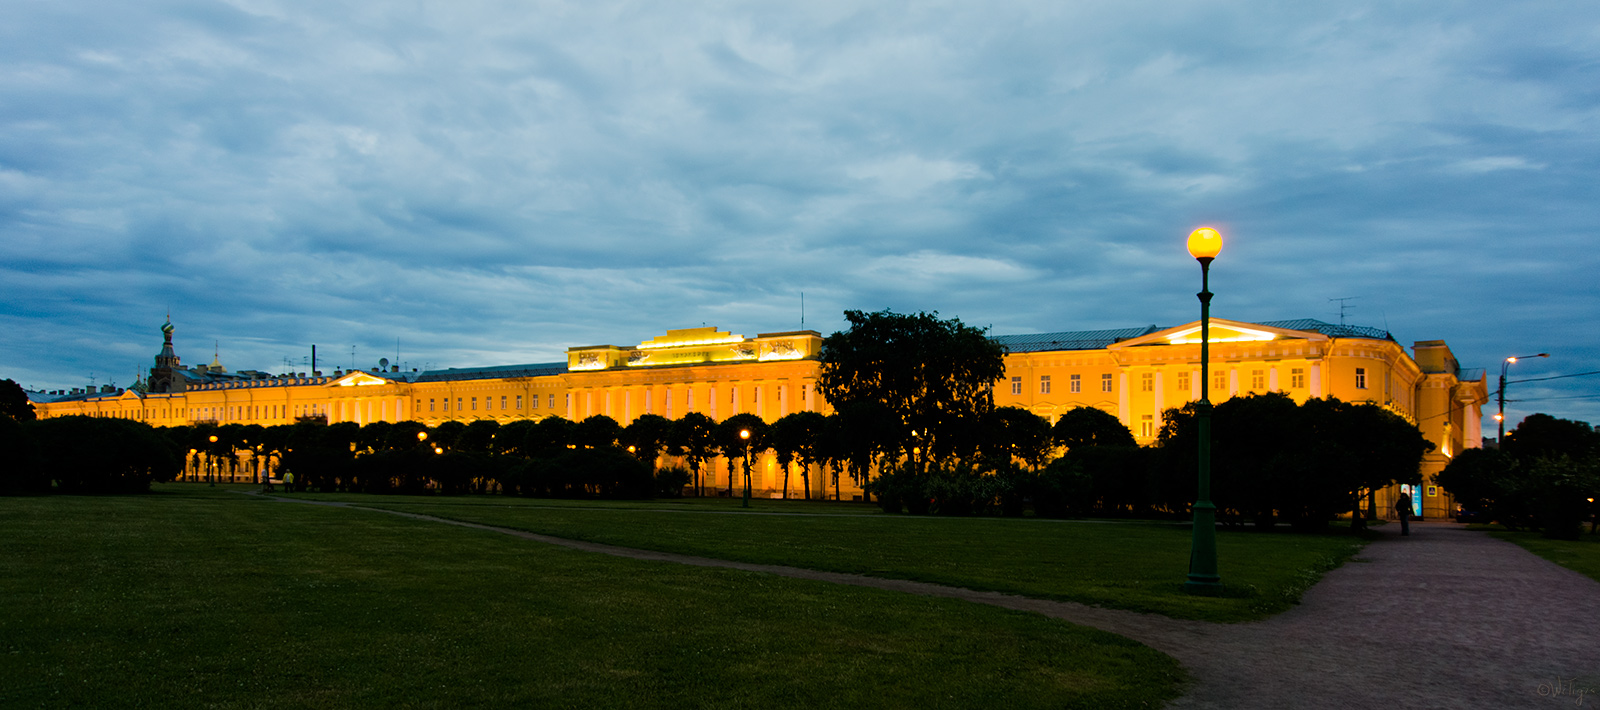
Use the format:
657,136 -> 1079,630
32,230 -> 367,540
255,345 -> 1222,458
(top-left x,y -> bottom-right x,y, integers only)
3,1 -> 1597,427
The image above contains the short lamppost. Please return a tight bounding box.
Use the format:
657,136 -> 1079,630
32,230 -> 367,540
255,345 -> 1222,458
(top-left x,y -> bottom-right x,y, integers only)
1496,353 -> 1550,442
1185,227 -> 1224,596
207,434 -> 219,487
740,429 -> 752,508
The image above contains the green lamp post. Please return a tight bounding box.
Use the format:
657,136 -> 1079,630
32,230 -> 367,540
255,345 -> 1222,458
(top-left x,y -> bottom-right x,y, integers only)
1185,227 -> 1223,596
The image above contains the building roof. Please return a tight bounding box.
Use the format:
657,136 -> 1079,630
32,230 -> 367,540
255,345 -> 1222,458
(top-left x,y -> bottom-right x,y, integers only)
1253,319 -> 1393,341
991,326 -> 1164,353
414,362 -> 568,383
991,318 -> 1393,354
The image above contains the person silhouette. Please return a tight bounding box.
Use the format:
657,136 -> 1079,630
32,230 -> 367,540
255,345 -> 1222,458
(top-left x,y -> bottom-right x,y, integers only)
1395,490 -> 1413,536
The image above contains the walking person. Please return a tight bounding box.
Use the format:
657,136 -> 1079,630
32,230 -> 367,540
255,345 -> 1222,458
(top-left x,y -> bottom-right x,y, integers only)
1395,489 -> 1413,536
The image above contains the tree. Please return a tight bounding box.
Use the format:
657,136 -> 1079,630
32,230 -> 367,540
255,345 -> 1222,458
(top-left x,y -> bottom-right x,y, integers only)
621,414 -> 673,467
1053,406 -> 1135,450
1442,414 -> 1600,536
771,411 -> 826,499
818,310 -> 1005,471
981,406 -> 1054,470
0,414 -> 46,494
1503,414 -> 1600,464
0,379 -> 36,422
27,416 -> 182,493
574,415 -> 621,450
668,412 -> 718,496
1158,394 -> 1431,531
717,413 -> 769,498
830,400 -> 900,500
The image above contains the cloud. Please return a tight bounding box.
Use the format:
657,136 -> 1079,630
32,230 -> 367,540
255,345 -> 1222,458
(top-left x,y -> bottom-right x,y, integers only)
2,0 -> 1599,424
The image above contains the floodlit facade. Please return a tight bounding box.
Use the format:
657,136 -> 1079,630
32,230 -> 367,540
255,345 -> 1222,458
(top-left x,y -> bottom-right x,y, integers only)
33,318 -> 1487,517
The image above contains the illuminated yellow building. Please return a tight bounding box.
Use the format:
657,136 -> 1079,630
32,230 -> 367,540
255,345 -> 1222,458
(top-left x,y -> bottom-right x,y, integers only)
34,317 -> 1486,515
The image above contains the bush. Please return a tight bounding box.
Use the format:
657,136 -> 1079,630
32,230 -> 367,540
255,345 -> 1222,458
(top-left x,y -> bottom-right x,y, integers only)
653,465 -> 691,497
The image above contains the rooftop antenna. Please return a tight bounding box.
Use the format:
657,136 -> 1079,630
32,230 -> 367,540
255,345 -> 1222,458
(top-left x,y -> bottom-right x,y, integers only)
351,345 -> 357,370
801,291 -> 805,330
1329,296 -> 1359,326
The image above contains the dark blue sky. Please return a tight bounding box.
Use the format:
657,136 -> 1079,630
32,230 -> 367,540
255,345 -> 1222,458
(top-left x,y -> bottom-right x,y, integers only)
3,1 -> 1596,427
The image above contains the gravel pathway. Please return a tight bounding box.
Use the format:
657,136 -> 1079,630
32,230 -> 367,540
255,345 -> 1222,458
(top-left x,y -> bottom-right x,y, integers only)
267,496 -> 1600,709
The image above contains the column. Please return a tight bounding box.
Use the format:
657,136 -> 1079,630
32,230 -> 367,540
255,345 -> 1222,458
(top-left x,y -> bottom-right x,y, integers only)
1310,362 -> 1323,398
1269,367 -> 1279,392
1152,371 -> 1164,423
1117,372 -> 1129,426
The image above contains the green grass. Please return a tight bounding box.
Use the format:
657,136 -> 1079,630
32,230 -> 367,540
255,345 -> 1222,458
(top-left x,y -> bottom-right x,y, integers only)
289,490 -> 1368,623
1483,527 -> 1600,583
0,485 -> 1182,709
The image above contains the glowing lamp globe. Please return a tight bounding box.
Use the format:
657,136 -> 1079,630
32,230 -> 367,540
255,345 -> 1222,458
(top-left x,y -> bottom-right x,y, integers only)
1187,227 -> 1223,261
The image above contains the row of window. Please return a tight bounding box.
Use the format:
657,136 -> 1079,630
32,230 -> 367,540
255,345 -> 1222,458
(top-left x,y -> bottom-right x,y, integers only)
1007,367 -> 1368,397
421,393 -> 560,413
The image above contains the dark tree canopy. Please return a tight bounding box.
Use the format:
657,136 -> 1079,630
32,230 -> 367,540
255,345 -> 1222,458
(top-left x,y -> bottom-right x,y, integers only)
1052,406 -> 1136,450
621,413 -> 673,464
0,379 -> 36,422
1159,394 -> 1431,530
1439,414 -> 1600,537
819,310 -> 1005,468
1503,413 -> 1600,463
981,406 -> 1054,469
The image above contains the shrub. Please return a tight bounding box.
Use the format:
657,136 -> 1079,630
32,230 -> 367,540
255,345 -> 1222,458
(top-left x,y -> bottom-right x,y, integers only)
654,465 -> 692,497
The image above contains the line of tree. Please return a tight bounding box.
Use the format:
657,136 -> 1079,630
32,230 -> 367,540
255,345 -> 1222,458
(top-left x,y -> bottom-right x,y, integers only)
2,378 -> 185,494
1436,413 -> 1600,539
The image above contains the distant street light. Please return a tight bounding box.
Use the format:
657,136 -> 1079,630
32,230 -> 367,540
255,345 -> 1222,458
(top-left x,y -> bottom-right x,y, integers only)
417,431 -> 428,441
208,434 -> 219,487
1497,353 -> 1550,442
740,429 -> 752,508
1185,226 -> 1223,597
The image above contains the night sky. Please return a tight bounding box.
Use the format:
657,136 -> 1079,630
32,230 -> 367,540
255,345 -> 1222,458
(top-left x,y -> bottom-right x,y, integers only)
3,2 -> 1596,428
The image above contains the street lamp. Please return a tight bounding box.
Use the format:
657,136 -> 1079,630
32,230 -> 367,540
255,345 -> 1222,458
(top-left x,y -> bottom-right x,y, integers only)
1497,353 -> 1549,443
208,434 -> 219,487
740,429 -> 752,508
417,431 -> 428,442
1185,227 -> 1223,596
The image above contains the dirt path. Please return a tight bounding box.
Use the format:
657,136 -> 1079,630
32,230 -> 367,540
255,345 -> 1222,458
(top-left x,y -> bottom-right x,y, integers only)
264,495 -> 1600,709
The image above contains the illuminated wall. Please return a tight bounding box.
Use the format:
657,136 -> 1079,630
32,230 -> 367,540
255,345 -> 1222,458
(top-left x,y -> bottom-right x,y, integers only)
35,319 -> 1485,513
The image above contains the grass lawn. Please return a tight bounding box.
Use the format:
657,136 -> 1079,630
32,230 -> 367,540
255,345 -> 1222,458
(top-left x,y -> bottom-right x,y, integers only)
0,485 -> 1182,709
285,489 -> 1369,624
1481,526 -> 1600,583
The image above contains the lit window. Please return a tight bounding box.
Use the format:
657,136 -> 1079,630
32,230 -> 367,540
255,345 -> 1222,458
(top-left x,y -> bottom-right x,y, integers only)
471,397 -> 478,410
516,395 -> 523,409
1355,368 -> 1367,389
1251,370 -> 1264,390
550,394 -> 556,409
1011,377 -> 1022,395
1291,368 -> 1305,389
1101,373 -> 1113,392
1040,375 -> 1051,394
1214,372 -> 1227,393
429,398 -> 435,412
1176,372 -> 1190,391
457,398 -> 463,411
501,396 -> 508,410
1141,414 -> 1154,438
1141,373 -> 1153,392
1069,374 -> 1081,393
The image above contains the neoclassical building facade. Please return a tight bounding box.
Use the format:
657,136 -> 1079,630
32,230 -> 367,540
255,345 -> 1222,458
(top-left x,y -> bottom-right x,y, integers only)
33,318 -> 1487,517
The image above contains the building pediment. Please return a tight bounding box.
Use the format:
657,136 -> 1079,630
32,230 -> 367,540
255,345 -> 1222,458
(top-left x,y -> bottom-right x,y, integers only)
1109,319 -> 1329,350
331,371 -> 394,387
